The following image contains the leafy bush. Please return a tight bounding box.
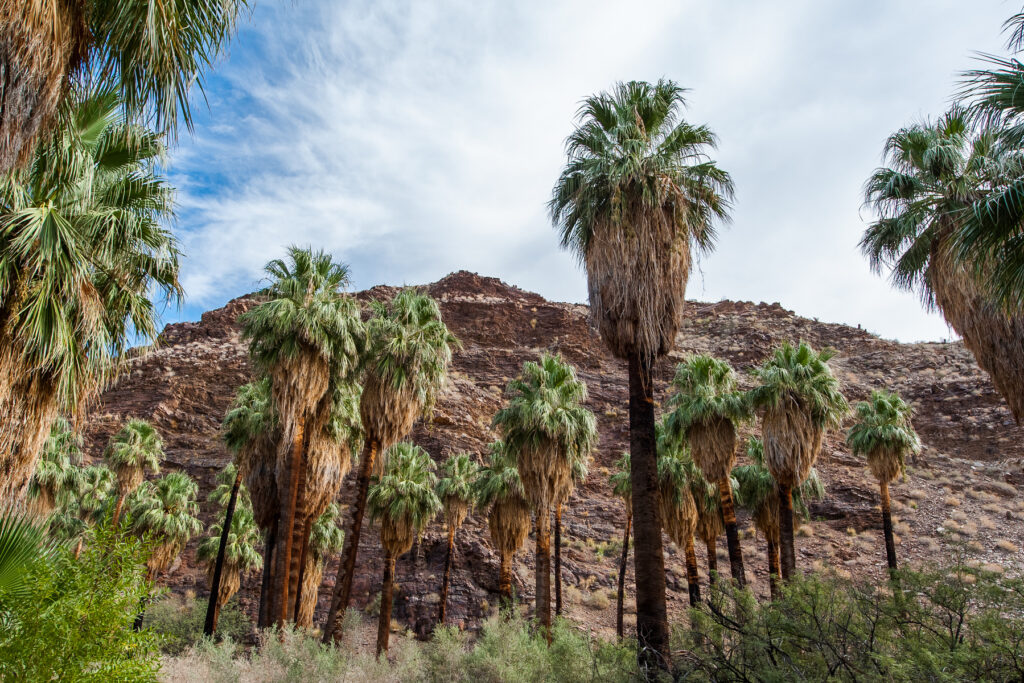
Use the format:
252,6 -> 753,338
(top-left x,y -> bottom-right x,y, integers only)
0,526 -> 160,682
674,558 -> 1024,682
145,593 -> 253,654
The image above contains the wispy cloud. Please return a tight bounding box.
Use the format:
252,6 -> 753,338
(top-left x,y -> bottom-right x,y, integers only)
169,0 -> 1010,342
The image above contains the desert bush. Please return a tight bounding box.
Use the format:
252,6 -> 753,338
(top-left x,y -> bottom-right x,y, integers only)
674,559 -> 1024,681
0,526 -> 160,682
145,593 -> 253,654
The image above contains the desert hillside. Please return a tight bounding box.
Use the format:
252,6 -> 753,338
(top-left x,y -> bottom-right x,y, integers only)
81,271 -> 1024,638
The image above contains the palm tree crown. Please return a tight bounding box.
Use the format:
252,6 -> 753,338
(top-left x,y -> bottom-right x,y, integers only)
549,79 -> 733,360
197,504 -> 262,575
129,471 -> 202,575
104,419 -> 163,495
436,452 -> 478,530
846,390 -> 921,484
732,437 -> 825,537
368,443 -> 441,557
28,417 -> 84,511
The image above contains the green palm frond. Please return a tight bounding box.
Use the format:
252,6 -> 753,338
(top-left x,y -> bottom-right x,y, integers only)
196,505 -> 262,574
437,452 -> 478,510
0,513 -> 51,604
609,452 -> 631,504
308,503 -> 346,563
473,441 -> 525,510
665,354 -> 750,434
207,463 -> 252,511
27,417 -> 84,504
367,443 -> 441,538
655,419 -> 705,508
749,342 -> 848,429
733,437 -> 825,522
104,419 -> 162,483
846,389 -> 921,476
129,471 -> 201,548
221,377 -> 276,455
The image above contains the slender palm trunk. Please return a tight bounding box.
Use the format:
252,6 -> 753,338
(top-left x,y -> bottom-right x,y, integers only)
323,438 -> 379,642
684,534 -> 701,607
499,549 -> 512,611
777,482 -> 796,580
376,553 -> 396,658
767,537 -> 780,601
258,521 -> 277,629
880,480 -> 898,571
535,509 -> 552,643
554,504 -> 563,617
705,536 -> 718,584
113,493 -> 126,529
286,443 -> 310,623
439,524 -> 456,624
292,513 -> 314,624
73,538 -> 83,560
616,512 -> 631,639
273,419 -> 305,627
719,478 -> 745,587
627,352 -> 671,673
204,467 -> 243,636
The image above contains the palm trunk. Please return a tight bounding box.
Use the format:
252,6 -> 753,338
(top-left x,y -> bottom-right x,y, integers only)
292,513 -> 314,624
554,503 -> 563,617
204,467 -> 243,636
627,352 -> 671,673
719,478 -> 745,587
113,493 -> 126,529
439,524 -> 456,624
286,443 -> 311,623
535,509 -> 552,643
777,482 -> 796,581
499,549 -> 512,610
258,521 -> 277,629
73,538 -> 83,560
880,480 -> 898,571
705,536 -> 718,584
616,512 -> 632,639
323,438 -> 379,642
273,419 -> 305,627
376,553 -> 396,658
684,534 -> 701,607
767,537 -> 780,601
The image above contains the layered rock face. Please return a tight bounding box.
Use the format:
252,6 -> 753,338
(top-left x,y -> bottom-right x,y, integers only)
82,271 -> 1024,636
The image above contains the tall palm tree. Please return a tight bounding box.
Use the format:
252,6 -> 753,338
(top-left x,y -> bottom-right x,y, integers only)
474,440 -> 531,610
26,417 -> 83,519
846,390 -> 920,571
239,246 -> 364,628
609,452 -> 631,639
750,342 -> 846,581
665,354 -> 750,587
296,503 -> 345,628
862,109 -> 1024,423
493,354 -> 597,639
435,452 -> 478,625
0,88 -> 181,505
733,437 -> 825,599
104,419 -> 162,528
197,502 -> 262,630
656,424 -> 701,607
367,442 -> 440,657
0,0 -> 248,174
220,377 -> 280,628
129,471 -> 202,579
549,78 -> 733,673
202,461 -> 257,635
323,289 -> 457,642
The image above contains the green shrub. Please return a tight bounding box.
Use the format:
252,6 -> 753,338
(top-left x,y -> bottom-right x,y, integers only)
0,526 -> 161,682
145,593 -> 253,654
674,558 -> 1024,682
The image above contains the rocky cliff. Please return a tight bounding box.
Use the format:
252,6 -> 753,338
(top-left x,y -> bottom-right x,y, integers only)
82,271 -> 1024,638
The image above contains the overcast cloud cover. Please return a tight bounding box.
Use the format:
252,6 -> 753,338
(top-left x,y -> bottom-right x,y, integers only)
168,0 -> 1014,342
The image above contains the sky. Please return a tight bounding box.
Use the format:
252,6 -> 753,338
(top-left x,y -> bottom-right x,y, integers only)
166,0 -> 1017,343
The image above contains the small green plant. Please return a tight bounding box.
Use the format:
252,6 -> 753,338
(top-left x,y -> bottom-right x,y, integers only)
144,593 -> 252,654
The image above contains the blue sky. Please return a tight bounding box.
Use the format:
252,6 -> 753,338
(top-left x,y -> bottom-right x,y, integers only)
166,0 -> 1014,342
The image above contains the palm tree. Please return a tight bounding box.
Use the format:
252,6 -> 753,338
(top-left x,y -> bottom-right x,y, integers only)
862,109 -> 1024,423
0,88 -> 181,505
239,246 -> 364,628
549,78 -> 733,673
733,437 -> 825,599
493,354 -> 597,639
692,474 -> 725,585
665,354 -> 750,587
129,471 -> 202,579
554,455 -> 588,617
0,0 -> 248,174
750,342 -> 846,581
435,452 -> 478,625
197,502 -> 262,630
26,417 -> 83,519
474,440 -> 531,610
609,452 -> 631,639
846,390 -> 920,571
367,442 -> 441,657
296,503 -> 345,628
656,424 -> 701,607
324,289 -> 457,642
104,419 -> 162,528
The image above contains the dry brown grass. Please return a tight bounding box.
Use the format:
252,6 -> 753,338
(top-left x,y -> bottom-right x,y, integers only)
995,539 -> 1019,553
944,496 -> 962,508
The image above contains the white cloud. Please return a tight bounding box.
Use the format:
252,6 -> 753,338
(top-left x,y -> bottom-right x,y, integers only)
170,0 -> 1009,342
